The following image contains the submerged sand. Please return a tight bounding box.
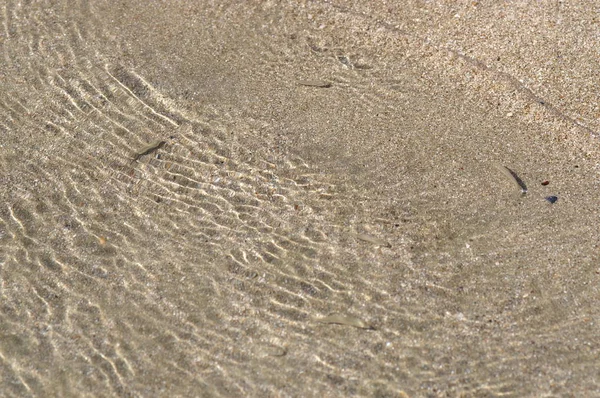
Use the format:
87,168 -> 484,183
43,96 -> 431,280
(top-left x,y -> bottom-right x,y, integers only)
1,1 -> 599,396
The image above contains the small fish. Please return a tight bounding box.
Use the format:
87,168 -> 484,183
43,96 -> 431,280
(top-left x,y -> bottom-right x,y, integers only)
315,314 -> 374,329
131,140 -> 166,163
297,80 -> 332,88
355,233 -> 392,248
493,163 -> 527,195
264,346 -> 287,357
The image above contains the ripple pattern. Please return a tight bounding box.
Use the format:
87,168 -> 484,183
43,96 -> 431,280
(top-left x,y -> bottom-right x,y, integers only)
1,1 -> 600,397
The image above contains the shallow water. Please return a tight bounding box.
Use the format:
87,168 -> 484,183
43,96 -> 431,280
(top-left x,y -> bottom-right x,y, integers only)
2,1 -> 600,397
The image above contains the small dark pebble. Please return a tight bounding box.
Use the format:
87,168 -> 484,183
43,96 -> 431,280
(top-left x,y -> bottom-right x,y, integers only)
545,196 -> 558,204
541,180 -> 550,186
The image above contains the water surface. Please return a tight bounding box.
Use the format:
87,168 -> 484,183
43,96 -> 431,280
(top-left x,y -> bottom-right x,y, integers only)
1,1 -> 600,396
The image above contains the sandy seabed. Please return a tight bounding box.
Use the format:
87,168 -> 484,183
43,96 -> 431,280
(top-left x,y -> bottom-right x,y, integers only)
1,1 -> 600,397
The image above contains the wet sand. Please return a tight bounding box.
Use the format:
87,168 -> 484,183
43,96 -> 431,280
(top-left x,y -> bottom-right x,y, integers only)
1,1 -> 600,396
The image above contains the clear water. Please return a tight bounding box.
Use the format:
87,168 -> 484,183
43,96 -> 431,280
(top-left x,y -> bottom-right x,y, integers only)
1,1 -> 599,397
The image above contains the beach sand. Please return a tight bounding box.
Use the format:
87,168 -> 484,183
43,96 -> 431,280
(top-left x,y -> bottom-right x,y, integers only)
1,1 -> 599,396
